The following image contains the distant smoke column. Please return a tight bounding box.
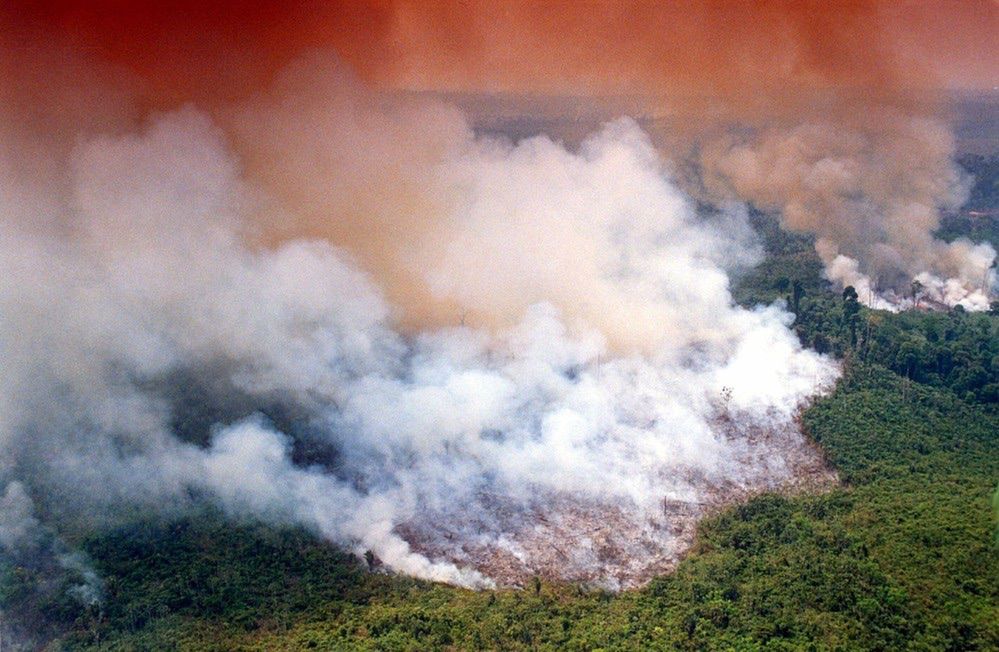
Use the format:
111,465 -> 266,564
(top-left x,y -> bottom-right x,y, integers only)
699,114 -> 996,310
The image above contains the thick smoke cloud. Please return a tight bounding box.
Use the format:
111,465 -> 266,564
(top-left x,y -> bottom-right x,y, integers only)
0,51 -> 839,601
2,7 -> 994,642
699,115 -> 996,310
229,56 -> 769,346
5,2 -> 996,313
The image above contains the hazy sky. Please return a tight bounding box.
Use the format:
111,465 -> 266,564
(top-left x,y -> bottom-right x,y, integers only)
5,0 -> 996,111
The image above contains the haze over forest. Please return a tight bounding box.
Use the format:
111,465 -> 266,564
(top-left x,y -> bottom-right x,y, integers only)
0,1 -> 996,649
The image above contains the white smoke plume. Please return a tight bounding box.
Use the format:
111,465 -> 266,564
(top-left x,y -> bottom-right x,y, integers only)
0,56 -> 840,594
699,116 -> 996,310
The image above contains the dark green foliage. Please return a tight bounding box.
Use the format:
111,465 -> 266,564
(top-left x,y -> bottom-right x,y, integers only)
730,211 -> 827,309
938,211 -> 999,252
78,512 -> 438,640
0,516 -> 102,649
838,309 -> 998,406
0,557 -> 96,648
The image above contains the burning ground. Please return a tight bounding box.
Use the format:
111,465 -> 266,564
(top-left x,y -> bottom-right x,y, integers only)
399,415 -> 838,589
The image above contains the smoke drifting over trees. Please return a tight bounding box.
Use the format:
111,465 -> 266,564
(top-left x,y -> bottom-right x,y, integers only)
1,43 -> 841,594
0,1 -> 995,634
698,116 -> 995,310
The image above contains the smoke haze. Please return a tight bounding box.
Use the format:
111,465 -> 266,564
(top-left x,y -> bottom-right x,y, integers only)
6,2 -> 996,306
1,46 -> 841,592
0,2 -> 995,638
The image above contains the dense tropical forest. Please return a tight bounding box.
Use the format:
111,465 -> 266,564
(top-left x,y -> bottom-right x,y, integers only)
4,165 -> 999,651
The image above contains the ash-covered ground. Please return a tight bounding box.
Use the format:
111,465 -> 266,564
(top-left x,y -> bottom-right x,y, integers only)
400,414 -> 836,589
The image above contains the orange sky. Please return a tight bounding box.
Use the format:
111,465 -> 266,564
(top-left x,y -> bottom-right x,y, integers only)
5,0 -> 997,112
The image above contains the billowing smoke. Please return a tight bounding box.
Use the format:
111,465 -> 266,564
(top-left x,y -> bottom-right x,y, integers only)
227,56 -> 772,346
1,7 -> 994,641
0,47 -> 840,598
697,116 -> 994,308
698,114 -> 995,310
4,1 -> 995,315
